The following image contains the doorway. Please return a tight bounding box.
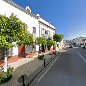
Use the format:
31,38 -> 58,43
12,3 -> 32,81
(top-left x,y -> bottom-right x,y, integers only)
18,45 -> 25,58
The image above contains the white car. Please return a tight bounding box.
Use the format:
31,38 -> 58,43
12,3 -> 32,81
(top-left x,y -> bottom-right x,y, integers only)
69,45 -> 74,48
83,45 -> 86,49
81,45 -> 84,48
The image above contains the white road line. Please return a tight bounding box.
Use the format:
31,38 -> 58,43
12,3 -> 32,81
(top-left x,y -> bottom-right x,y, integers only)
35,52 -> 62,86
74,50 -> 86,63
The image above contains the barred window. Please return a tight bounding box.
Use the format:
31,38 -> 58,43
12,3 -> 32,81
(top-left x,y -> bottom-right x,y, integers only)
33,27 -> 36,33
45,30 -> 48,34
41,28 -> 45,35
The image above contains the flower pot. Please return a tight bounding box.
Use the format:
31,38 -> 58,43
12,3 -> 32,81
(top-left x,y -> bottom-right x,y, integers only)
0,75 -> 12,84
0,67 -> 14,84
38,55 -> 44,60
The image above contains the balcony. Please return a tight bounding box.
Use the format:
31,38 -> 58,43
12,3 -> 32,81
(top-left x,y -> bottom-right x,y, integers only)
41,34 -> 53,39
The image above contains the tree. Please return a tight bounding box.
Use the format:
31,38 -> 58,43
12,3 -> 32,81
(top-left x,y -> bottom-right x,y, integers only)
36,37 -> 46,53
0,13 -> 34,72
47,39 -> 56,50
36,37 -> 42,46
0,14 -> 13,72
36,37 -> 46,46
41,37 -> 46,46
16,28 -> 34,45
53,34 -> 63,42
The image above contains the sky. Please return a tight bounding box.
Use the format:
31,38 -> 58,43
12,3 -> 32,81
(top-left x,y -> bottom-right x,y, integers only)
12,0 -> 86,40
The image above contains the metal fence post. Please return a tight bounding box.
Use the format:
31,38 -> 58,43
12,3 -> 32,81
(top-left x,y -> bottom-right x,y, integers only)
22,75 -> 25,86
44,59 -> 46,67
51,54 -> 52,60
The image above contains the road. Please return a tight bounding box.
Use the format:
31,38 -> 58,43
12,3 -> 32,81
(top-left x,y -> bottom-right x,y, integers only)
35,48 -> 86,86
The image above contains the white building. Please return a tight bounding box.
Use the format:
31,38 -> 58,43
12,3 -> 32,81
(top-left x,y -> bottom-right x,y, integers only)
37,14 -> 56,51
0,0 -> 56,59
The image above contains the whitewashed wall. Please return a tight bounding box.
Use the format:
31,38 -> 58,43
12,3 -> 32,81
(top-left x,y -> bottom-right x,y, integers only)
0,0 -> 39,55
39,18 -> 56,49
39,18 -> 55,39
0,0 -> 56,55
25,45 -> 33,53
9,46 -> 18,56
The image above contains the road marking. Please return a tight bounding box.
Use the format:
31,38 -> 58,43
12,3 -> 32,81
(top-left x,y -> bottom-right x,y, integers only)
74,50 -> 86,63
35,52 -> 62,86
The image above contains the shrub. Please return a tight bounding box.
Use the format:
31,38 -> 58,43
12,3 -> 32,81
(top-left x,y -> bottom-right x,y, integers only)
0,67 -> 14,83
53,34 -> 64,42
38,54 -> 44,60
47,39 -> 56,50
36,37 -> 46,53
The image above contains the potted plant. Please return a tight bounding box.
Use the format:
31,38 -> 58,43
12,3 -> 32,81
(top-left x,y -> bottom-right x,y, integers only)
47,39 -> 56,51
38,54 -> 44,60
36,37 -> 46,53
0,67 -> 14,84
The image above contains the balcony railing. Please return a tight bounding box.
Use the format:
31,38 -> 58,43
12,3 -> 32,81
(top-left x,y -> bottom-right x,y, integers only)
41,34 -> 53,39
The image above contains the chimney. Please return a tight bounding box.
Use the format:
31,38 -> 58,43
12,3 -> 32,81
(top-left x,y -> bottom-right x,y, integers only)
25,6 -> 31,13
36,14 -> 40,18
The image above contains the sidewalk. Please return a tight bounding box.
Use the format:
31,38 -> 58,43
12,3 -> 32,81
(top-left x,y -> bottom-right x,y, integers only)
9,50 -> 54,69
0,51 -> 55,86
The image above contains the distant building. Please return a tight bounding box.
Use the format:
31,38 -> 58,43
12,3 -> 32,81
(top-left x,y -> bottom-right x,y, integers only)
71,37 -> 86,45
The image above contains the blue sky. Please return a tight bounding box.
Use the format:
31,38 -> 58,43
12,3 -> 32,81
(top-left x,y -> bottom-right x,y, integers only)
12,0 -> 86,40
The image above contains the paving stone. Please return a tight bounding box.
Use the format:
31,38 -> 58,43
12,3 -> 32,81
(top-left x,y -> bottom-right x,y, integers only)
0,52 -> 55,86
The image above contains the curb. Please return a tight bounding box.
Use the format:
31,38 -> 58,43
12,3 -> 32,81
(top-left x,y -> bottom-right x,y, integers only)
18,52 -> 61,86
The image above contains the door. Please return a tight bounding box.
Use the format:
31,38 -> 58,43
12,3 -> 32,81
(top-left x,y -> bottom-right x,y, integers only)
18,45 -> 25,58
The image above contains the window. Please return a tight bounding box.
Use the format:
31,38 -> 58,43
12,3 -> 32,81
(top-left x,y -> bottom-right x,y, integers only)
48,31 -> 51,35
33,27 -> 36,33
41,28 -> 45,35
45,30 -> 48,34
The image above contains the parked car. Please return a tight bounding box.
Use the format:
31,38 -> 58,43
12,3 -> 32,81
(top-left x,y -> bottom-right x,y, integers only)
69,45 -> 74,48
83,45 -> 86,49
81,44 -> 84,48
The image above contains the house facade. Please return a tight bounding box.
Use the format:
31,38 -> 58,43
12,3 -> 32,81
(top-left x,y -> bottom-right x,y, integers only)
37,14 -> 56,51
0,0 -> 56,60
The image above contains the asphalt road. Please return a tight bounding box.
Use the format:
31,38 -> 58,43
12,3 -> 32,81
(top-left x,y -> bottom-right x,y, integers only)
35,48 -> 86,86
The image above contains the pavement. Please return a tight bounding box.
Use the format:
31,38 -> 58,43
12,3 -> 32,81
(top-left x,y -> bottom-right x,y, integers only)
9,56 -> 39,70
0,50 -> 57,86
35,48 -> 86,86
8,50 -> 55,69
